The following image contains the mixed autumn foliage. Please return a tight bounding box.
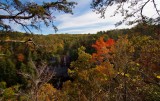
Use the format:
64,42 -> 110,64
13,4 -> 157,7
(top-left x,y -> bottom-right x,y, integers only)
0,24 -> 160,101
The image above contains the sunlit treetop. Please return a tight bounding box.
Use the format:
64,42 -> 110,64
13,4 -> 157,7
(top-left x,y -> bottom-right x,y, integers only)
92,36 -> 115,64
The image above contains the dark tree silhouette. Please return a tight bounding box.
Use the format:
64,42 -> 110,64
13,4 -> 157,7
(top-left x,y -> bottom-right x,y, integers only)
0,0 -> 76,32
91,0 -> 160,25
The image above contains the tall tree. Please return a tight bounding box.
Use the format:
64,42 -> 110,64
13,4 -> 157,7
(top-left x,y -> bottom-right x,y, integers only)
18,59 -> 54,101
0,0 -> 76,32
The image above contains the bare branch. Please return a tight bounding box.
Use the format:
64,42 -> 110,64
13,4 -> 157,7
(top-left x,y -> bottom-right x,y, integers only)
140,0 -> 150,22
91,0 -> 160,25
13,18 -> 32,33
0,14 -> 35,20
152,0 -> 160,16
0,0 -> 77,33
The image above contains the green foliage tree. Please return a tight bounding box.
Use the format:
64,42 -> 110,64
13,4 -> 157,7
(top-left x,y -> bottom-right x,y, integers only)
71,46 -> 92,71
0,58 -> 17,86
0,24 -> 160,100
64,46 -> 108,101
0,84 -> 20,100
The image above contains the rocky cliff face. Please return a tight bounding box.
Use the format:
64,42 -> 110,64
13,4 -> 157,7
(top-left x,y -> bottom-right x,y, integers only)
49,55 -> 73,89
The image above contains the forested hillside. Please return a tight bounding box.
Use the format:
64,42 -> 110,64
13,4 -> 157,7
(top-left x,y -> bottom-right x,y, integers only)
0,24 -> 160,101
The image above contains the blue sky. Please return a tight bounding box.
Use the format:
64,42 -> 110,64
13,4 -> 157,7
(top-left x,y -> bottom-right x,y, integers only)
1,0 -> 159,34
47,0 -> 128,34
32,0 -> 131,34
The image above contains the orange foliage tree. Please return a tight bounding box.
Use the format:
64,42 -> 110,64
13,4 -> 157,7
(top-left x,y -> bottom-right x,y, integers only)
92,36 -> 115,76
92,37 -> 115,64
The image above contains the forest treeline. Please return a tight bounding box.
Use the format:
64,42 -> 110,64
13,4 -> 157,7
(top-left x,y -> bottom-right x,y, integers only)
0,23 -> 160,101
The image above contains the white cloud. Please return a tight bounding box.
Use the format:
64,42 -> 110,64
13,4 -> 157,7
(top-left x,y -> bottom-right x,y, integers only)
56,4 -> 125,33
1,0 -> 159,34
58,23 -> 134,34
56,0 -> 160,34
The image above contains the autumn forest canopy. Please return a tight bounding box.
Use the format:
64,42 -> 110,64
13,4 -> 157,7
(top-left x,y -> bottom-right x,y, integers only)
0,0 -> 160,101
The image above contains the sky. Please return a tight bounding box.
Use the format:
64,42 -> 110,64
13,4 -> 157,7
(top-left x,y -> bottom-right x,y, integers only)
38,0 -> 131,34
1,0 -> 160,34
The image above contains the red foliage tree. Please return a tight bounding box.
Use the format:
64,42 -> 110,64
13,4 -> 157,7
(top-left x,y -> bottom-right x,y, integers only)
92,36 -> 115,64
